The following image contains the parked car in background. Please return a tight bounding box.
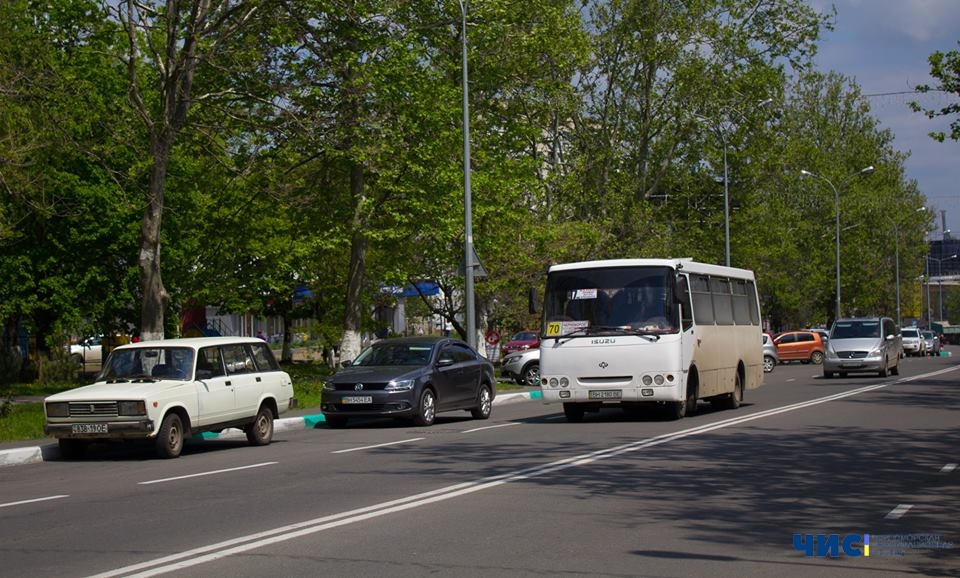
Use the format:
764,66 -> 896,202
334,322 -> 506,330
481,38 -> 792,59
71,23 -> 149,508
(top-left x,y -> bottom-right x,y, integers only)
500,330 -> 540,358
761,333 -> 779,373
70,335 -> 103,374
773,330 -> 825,364
809,328 -> 830,346
501,347 -> 540,385
823,317 -> 900,378
921,330 -> 941,356
45,337 -> 295,459
900,327 -> 926,356
321,336 -> 496,428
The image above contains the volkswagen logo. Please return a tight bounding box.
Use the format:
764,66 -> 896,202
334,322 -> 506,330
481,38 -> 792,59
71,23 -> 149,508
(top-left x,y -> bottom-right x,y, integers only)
354,383 -> 364,391
598,361 -> 609,369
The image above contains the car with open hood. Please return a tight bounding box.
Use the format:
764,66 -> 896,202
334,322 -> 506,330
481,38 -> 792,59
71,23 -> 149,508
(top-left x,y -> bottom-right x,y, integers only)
321,336 -> 495,428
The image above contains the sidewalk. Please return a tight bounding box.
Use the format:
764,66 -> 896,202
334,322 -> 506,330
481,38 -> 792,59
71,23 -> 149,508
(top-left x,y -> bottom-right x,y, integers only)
0,387 -> 542,469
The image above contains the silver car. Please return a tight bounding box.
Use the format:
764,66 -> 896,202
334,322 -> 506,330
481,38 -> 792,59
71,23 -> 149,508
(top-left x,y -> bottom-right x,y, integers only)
823,317 -> 901,378
500,348 -> 540,386
921,330 -> 941,356
762,333 -> 779,373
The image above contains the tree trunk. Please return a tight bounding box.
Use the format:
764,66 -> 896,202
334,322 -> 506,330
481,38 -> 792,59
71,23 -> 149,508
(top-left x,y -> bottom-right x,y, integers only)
340,163 -> 366,363
138,140 -> 172,342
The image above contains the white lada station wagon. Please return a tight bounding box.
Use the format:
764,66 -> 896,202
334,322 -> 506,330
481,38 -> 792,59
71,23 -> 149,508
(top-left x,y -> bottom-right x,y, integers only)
44,337 -> 296,459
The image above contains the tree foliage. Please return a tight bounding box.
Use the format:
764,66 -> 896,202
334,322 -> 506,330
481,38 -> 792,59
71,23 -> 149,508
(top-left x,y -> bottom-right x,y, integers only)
911,41 -> 960,142
0,0 -> 944,372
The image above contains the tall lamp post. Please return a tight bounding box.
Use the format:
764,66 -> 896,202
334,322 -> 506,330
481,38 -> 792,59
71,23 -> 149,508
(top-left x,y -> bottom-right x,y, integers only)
800,165 -> 875,322
888,208 -> 927,329
696,98 -> 772,267
926,254 -> 958,325
457,0 -> 476,349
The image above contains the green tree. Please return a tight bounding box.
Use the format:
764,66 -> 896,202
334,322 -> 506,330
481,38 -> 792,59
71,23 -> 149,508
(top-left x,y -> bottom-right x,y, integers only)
911,41 -> 960,142
110,0 -> 271,341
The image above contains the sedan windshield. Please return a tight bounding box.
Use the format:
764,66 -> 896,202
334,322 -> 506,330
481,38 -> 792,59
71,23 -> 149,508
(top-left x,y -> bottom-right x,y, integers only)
353,343 -> 433,366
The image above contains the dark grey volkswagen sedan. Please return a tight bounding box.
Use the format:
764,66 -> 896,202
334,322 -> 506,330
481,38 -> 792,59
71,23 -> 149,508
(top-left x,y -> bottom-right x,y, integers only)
320,336 -> 496,428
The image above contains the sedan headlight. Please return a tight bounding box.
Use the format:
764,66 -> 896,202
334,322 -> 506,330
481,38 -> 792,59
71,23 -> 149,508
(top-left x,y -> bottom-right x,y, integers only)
385,379 -> 415,391
46,402 -> 69,418
118,400 -> 147,416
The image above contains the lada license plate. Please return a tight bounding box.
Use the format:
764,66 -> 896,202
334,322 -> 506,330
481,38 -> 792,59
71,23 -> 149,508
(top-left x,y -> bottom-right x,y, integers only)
588,390 -> 622,400
342,395 -> 373,404
72,423 -> 108,434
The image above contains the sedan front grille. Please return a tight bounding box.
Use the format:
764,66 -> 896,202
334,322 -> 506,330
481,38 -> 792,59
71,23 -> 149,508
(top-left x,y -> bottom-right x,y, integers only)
69,402 -> 118,417
333,382 -> 388,391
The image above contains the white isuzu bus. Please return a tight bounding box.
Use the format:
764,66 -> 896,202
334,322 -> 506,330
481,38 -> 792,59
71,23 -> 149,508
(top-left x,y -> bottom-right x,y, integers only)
537,258 -> 763,421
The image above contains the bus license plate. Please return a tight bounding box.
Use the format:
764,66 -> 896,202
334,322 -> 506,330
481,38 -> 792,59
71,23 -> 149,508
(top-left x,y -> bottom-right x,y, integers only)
588,390 -> 622,400
72,423 -> 108,434
342,396 -> 373,404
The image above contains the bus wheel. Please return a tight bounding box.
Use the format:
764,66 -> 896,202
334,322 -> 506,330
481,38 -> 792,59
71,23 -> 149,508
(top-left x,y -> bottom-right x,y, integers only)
563,403 -> 584,422
718,374 -> 742,410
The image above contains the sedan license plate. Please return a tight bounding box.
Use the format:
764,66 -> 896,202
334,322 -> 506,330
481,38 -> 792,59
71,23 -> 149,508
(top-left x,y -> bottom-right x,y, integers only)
72,423 -> 108,434
588,390 -> 622,400
341,395 -> 373,405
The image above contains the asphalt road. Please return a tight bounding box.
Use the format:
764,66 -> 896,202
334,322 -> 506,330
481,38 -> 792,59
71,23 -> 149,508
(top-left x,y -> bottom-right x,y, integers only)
1,352 -> 958,577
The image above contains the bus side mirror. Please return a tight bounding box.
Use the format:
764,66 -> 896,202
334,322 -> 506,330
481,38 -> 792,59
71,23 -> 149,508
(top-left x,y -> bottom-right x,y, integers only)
528,288 -> 540,314
674,275 -> 690,305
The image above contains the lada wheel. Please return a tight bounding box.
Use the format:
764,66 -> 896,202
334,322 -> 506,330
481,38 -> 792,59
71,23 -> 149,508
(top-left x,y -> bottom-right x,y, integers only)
245,406 -> 274,446
155,413 -> 184,459
471,384 -> 493,419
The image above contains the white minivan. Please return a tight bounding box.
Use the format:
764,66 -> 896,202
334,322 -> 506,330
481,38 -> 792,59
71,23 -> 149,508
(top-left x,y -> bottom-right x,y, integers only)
45,336 -> 296,459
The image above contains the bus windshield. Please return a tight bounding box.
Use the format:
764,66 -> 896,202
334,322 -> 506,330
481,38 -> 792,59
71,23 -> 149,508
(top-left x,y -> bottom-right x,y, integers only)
543,266 -> 678,336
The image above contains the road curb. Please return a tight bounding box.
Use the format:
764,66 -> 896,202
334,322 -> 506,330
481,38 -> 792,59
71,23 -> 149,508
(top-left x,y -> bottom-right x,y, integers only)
0,389 -> 542,468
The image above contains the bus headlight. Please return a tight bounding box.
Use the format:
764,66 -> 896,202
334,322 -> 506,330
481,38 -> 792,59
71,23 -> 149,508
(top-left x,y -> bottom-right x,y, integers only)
549,378 -> 559,387
559,377 -> 569,388
653,374 -> 665,385
642,375 -> 653,386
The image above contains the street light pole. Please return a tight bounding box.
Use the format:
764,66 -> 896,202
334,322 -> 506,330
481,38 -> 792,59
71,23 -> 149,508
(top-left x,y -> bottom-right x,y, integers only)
926,254 -> 958,325
696,98 -> 771,267
457,0 -> 476,349
800,165 -> 875,322
889,207 -> 926,329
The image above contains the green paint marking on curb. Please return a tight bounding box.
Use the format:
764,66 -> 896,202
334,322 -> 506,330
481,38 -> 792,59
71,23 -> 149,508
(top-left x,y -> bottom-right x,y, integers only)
303,415 -> 326,428
529,390 -> 542,399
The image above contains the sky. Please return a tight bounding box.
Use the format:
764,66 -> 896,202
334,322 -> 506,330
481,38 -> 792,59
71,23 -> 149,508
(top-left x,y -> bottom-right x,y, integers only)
809,0 -> 960,238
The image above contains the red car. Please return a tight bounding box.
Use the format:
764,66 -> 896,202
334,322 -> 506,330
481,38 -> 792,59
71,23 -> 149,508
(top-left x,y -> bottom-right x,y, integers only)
500,331 -> 540,358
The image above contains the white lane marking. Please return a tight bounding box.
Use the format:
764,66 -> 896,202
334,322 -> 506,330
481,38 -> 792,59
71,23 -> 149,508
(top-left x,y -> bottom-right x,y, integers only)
0,495 -> 69,509
462,422 -> 522,434
786,378 -> 796,382
885,504 -> 913,519
331,438 -> 424,454
92,365 -> 960,578
138,463 -> 277,486
940,463 -> 957,473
